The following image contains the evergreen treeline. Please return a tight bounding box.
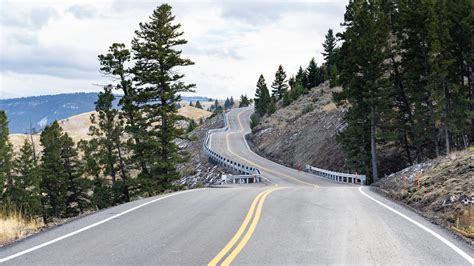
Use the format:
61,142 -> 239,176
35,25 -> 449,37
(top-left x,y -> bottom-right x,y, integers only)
253,0 -> 472,183
0,4 -> 194,222
334,0 -> 473,183
254,30 -> 334,116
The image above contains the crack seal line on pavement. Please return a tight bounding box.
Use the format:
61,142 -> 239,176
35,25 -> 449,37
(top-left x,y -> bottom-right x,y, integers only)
208,187 -> 283,265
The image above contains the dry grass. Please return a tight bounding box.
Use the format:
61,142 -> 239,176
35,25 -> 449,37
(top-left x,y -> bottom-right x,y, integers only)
322,102 -> 337,112
453,205 -> 474,238
0,211 -> 43,246
178,105 -> 212,121
9,107 -> 212,152
374,149 -> 474,241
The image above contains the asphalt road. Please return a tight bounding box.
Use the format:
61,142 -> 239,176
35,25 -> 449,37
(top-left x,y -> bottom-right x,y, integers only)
1,107 -> 473,265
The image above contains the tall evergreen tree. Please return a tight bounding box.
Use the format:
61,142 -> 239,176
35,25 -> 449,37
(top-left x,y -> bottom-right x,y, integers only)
60,133 -> 90,216
295,66 -> 309,90
0,111 -> 14,204
131,4 -> 195,193
336,0 -> 391,183
195,100 -> 203,109
89,86 -> 130,202
10,140 -> 42,217
254,74 -> 271,115
98,43 -> 149,183
40,122 -> 68,221
306,58 -> 324,88
271,65 -> 289,100
322,28 -> 337,69
78,139 -> 111,210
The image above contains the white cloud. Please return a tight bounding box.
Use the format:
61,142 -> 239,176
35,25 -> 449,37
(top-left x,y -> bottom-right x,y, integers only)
0,0 -> 347,99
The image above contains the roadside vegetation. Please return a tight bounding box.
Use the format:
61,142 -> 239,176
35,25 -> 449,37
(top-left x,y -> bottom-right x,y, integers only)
253,0 -> 473,184
373,148 -> 474,241
0,4 -> 195,245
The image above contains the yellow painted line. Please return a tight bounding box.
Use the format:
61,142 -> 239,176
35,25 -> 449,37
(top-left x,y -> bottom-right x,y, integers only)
208,188 -> 281,266
221,188 -> 280,265
225,110 -> 317,188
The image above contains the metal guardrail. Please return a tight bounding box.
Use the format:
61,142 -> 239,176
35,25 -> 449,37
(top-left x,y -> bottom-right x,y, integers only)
304,165 -> 366,185
203,112 -> 262,183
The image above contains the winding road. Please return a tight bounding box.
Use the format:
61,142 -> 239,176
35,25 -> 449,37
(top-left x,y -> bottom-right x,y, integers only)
1,107 -> 473,265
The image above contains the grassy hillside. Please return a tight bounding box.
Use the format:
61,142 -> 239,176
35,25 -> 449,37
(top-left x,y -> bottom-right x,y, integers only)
9,107 -> 212,152
0,93 -> 212,134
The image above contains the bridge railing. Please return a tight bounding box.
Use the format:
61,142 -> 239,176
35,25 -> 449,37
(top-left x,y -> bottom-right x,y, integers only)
304,165 -> 366,185
203,112 -> 262,181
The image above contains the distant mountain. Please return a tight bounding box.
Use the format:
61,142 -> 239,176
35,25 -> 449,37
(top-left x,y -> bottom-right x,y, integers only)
0,92 -> 211,134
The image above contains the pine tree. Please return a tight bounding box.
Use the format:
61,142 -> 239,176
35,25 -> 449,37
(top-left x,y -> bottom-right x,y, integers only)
11,140 -> 42,218
224,98 -> 232,110
78,139 -> 111,210
322,28 -> 337,69
283,91 -> 292,106
98,43 -> 149,183
189,101 -> 194,107
254,74 -> 271,115
230,96 -> 235,107
131,4 -> 195,193
336,0 -> 391,183
239,95 -> 251,107
195,100 -> 203,109
89,87 -> 130,202
443,0 -> 473,147
40,121 -> 68,221
295,66 -> 309,90
60,133 -> 90,216
0,111 -> 14,204
267,100 -> 276,115
306,58 -> 324,88
186,119 -> 198,133
271,65 -> 289,100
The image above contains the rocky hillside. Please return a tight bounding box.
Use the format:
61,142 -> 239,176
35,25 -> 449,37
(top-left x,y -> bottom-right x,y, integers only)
373,149 -> 474,242
248,82 -> 348,172
176,114 -> 230,188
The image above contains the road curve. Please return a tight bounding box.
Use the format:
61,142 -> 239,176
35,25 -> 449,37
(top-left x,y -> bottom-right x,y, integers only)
0,107 -> 472,265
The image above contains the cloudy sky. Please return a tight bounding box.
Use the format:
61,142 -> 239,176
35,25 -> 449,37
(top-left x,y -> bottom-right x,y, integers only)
0,0 -> 347,99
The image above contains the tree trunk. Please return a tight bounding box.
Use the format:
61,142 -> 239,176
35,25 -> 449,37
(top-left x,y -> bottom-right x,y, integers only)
116,143 -> 130,202
445,127 -> 450,155
106,142 -> 116,185
435,129 -> 440,157
370,107 -> 378,183
403,131 -> 413,165
391,56 -> 421,163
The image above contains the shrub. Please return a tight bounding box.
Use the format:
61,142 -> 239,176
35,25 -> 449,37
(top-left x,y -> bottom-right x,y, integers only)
302,105 -> 314,115
250,113 -> 260,129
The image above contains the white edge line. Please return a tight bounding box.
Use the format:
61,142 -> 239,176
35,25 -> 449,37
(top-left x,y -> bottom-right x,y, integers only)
359,187 -> 473,265
0,189 -> 203,263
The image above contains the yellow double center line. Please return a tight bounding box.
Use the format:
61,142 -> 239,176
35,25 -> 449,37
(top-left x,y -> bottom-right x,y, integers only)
208,187 -> 283,266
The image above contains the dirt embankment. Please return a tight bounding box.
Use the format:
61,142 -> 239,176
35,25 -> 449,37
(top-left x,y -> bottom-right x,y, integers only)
248,82 -> 348,172
373,149 -> 474,242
